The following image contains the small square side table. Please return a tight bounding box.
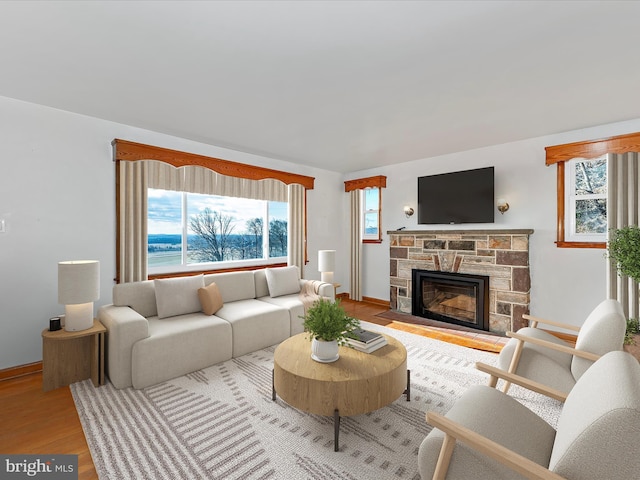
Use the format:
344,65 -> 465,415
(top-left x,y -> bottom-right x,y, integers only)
41,319 -> 106,392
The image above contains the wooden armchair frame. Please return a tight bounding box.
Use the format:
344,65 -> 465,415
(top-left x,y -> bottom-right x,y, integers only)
486,314 -> 600,395
426,362 -> 568,480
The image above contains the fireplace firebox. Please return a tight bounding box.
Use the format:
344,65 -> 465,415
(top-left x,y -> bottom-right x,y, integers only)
411,269 -> 490,331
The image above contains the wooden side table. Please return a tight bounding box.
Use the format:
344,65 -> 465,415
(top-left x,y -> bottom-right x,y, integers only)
41,319 -> 106,392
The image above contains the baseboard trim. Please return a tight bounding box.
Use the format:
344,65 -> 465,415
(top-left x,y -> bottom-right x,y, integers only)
362,296 -> 390,308
337,293 -> 389,308
0,361 -> 42,382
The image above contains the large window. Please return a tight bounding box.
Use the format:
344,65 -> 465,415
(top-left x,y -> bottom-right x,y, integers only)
564,157 -> 607,243
148,188 -> 287,273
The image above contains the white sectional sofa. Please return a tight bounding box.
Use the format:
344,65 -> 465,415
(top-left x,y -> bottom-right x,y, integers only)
98,266 -> 334,389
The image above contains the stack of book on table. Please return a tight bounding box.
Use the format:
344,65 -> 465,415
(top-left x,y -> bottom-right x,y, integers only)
346,328 -> 387,353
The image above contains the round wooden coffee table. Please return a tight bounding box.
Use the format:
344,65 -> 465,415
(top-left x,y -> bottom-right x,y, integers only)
272,332 -> 410,451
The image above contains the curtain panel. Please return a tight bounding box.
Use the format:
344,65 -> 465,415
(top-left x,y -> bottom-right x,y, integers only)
606,152 -> 640,319
287,184 -> 305,270
118,161 -> 149,283
350,190 -> 363,301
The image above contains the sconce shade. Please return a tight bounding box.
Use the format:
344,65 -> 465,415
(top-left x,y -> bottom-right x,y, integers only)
404,206 -> 414,218
318,250 -> 336,284
58,260 -> 100,331
497,198 -> 510,214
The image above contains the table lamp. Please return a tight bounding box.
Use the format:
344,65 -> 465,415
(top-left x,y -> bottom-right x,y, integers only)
58,260 -> 100,332
318,250 -> 336,284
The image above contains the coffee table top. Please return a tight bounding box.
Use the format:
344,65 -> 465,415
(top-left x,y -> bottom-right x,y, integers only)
273,332 -> 407,416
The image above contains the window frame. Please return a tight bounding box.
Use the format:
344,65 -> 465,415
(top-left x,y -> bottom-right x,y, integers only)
362,186 -> 382,243
344,175 -> 387,244
147,189 -> 288,276
546,131 -> 640,249
563,156 -> 608,244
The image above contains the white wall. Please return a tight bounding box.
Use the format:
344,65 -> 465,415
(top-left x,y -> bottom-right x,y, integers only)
0,96 -> 342,370
2,92 -> 639,371
345,117 -> 640,328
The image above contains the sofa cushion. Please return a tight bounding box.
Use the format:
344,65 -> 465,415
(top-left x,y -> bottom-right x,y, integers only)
113,279 -> 158,318
154,275 -> 205,319
205,271 -> 256,303
198,282 -> 223,315
215,299 -> 290,357
259,294 -> 306,336
131,312 -> 233,389
265,266 -> 300,297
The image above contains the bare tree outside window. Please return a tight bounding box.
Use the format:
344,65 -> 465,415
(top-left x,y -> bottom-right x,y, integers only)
246,218 -> 263,258
189,208 -> 235,262
269,219 -> 287,257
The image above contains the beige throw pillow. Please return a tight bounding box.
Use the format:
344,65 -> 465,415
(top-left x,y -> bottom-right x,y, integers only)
198,282 -> 224,315
265,266 -> 301,297
154,274 -> 204,319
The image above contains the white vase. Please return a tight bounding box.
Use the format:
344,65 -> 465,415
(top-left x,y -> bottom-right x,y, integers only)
311,337 -> 339,363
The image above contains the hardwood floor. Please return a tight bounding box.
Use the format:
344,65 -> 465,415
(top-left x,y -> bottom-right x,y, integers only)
0,371 -> 98,479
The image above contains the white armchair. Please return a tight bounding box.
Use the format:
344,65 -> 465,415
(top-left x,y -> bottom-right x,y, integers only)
418,351 -> 640,480
484,299 -> 626,398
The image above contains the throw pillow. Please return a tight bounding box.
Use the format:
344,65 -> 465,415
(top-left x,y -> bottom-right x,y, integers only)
198,282 -> 224,315
265,266 -> 300,298
154,274 -> 205,319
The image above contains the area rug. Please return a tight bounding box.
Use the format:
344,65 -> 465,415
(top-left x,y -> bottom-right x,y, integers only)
71,321 -> 562,480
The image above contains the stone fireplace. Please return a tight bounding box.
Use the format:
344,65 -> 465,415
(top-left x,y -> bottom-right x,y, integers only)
388,229 -> 533,334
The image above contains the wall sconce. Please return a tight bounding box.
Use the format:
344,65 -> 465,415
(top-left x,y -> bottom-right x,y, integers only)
58,260 -> 100,332
403,206 -> 414,218
497,198 -> 510,215
318,250 -> 336,284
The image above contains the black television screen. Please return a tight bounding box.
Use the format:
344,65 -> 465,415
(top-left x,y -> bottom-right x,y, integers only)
418,167 -> 494,224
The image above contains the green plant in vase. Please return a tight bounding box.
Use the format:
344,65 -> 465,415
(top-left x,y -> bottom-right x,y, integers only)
607,225 -> 640,346
301,298 -> 360,363
607,225 -> 640,282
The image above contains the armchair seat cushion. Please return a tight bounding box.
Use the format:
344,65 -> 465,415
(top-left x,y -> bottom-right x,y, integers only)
498,327 -> 576,394
419,385 -> 556,480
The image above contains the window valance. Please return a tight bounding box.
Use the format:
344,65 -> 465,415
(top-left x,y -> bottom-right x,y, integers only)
545,131 -> 640,165
113,139 -> 315,189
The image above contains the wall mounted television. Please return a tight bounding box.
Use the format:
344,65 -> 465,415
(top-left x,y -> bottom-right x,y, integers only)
417,166 -> 495,224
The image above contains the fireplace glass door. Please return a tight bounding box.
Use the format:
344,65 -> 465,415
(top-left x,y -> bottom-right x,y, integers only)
412,269 -> 489,331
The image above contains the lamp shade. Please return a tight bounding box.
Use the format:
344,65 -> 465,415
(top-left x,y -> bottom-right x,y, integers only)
318,250 -> 336,283
318,250 -> 336,273
58,260 -> 100,305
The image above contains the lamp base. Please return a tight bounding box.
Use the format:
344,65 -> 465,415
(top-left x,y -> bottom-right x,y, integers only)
321,272 -> 334,284
64,303 -> 94,331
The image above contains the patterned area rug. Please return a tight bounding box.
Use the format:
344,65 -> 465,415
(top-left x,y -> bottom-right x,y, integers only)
71,321 -> 562,480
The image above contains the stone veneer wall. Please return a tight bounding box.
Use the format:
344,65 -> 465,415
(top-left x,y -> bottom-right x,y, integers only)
388,229 -> 534,334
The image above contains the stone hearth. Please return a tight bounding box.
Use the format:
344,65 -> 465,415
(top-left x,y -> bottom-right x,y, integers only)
388,229 -> 534,334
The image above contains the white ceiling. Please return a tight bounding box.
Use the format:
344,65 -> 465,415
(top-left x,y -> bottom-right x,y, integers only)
1,1 -> 640,173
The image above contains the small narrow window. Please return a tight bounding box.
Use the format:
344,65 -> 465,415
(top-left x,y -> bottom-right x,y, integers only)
363,187 -> 382,242
564,157 -> 607,243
